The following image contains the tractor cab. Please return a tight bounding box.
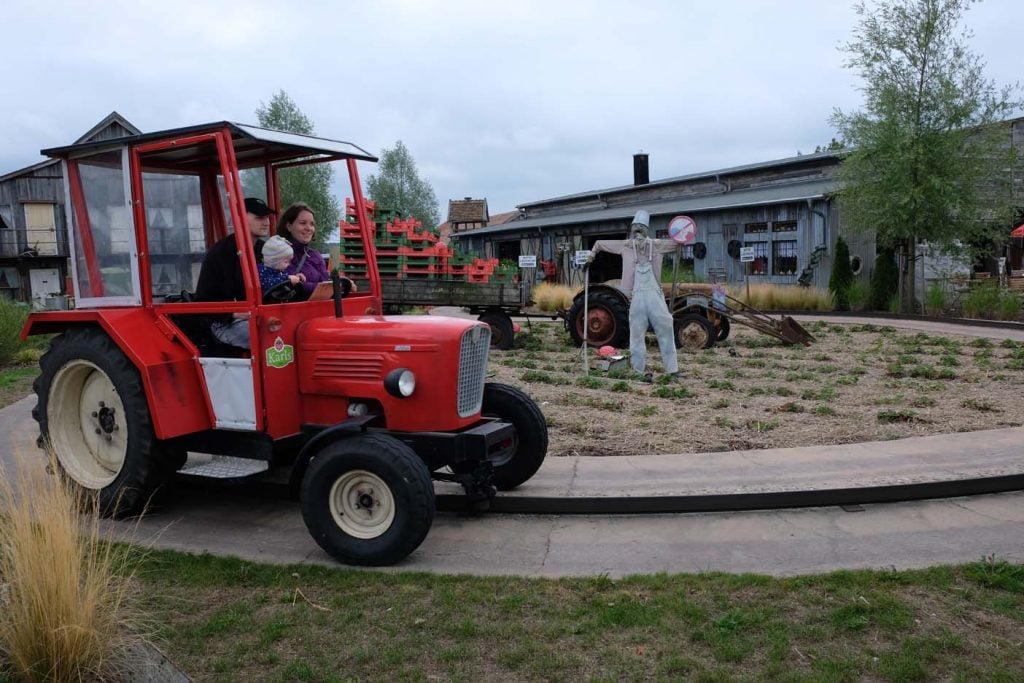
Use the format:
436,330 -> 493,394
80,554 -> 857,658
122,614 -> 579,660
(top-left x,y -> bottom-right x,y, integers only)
22,122 -> 548,566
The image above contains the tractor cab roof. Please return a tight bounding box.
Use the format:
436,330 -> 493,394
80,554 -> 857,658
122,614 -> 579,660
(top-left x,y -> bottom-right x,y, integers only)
41,121 -> 377,171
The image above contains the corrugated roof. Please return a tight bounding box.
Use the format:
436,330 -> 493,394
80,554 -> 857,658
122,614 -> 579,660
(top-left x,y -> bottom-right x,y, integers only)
517,149 -> 843,209
454,179 -> 838,238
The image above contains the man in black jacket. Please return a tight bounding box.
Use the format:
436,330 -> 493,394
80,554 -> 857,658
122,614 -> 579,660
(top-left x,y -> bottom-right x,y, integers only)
194,197 -> 272,348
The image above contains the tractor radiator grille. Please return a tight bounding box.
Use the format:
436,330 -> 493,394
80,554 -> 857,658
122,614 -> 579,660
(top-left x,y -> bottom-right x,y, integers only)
457,325 -> 490,417
312,353 -> 384,381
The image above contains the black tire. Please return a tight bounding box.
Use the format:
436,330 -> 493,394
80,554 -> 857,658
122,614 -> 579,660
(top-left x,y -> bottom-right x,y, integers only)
481,382 -> 548,490
478,311 -> 514,350
566,290 -> 630,348
32,327 -> 170,516
716,316 -> 731,342
300,433 -> 435,566
674,313 -> 716,349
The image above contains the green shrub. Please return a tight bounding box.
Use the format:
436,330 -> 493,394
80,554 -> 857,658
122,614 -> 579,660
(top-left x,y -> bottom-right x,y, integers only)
869,246 -> 898,311
0,298 -> 30,364
828,237 -> 853,311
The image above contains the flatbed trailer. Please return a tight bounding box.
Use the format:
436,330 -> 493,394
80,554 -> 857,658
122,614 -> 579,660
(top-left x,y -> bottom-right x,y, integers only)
351,278 -> 530,349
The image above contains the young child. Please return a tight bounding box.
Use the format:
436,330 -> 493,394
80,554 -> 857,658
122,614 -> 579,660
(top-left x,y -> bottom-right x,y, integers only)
259,235 -> 305,292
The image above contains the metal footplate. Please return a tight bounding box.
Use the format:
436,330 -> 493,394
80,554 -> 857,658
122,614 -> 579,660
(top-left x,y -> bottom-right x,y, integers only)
178,454 -> 269,479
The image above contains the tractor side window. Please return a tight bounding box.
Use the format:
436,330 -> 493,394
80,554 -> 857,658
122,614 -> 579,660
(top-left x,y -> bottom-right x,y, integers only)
66,148 -> 141,305
142,172 -> 206,296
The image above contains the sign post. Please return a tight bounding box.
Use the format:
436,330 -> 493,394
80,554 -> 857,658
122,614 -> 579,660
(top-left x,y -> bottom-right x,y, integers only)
667,215 -> 697,312
739,246 -> 755,302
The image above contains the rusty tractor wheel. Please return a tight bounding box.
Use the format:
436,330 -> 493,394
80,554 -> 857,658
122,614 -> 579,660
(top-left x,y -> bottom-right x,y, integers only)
674,313 -> 716,349
567,290 -> 630,348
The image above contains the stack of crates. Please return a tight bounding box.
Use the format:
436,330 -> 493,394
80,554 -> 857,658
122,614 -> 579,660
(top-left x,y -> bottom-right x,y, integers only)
341,199 -> 507,283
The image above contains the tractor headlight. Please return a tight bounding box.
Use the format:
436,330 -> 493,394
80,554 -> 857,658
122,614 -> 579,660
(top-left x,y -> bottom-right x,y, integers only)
384,368 -> 416,398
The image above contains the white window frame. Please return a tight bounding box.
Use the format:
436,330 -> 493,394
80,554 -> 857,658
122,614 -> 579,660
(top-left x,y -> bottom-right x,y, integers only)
63,147 -> 142,308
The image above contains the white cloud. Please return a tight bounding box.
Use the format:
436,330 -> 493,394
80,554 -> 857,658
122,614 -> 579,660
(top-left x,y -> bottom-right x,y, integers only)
1,0 -> 1020,215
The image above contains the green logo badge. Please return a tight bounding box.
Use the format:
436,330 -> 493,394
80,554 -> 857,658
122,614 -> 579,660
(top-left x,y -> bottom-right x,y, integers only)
265,337 -> 294,369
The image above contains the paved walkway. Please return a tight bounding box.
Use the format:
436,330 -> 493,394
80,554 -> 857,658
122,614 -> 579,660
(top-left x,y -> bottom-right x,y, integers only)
2,316 -> 1023,577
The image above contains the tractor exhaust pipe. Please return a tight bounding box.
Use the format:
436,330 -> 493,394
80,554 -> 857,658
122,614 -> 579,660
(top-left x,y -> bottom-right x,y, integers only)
331,271 -> 344,318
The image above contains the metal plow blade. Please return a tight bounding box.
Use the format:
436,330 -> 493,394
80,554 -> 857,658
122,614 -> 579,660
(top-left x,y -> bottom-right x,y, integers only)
777,316 -> 815,345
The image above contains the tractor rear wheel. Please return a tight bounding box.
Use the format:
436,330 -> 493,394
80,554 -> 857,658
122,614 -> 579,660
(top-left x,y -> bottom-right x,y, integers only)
481,382 -> 548,490
301,433 -> 434,566
567,291 -> 630,348
32,328 -> 170,516
674,313 -> 716,349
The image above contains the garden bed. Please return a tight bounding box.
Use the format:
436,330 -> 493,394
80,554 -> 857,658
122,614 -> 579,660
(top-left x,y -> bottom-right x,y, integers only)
493,320 -> 1024,457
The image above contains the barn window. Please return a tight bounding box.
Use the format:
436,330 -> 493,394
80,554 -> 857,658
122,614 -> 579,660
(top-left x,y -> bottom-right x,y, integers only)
745,222 -> 768,234
772,240 -> 798,275
24,203 -> 58,255
771,220 -> 797,232
744,241 -> 768,274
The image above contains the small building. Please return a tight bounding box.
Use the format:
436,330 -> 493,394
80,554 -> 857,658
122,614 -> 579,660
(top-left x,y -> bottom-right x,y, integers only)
0,112 -> 140,306
452,150 -> 869,291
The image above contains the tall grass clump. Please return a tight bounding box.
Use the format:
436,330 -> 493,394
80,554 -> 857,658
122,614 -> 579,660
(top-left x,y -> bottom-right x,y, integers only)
728,283 -> 833,311
0,452 -> 141,681
0,298 -> 30,365
530,282 -> 575,312
924,280 -> 950,315
847,279 -> 869,311
962,284 -> 1021,321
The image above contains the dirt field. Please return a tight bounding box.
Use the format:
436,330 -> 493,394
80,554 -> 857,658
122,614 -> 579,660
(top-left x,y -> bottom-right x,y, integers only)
489,320 -> 1024,457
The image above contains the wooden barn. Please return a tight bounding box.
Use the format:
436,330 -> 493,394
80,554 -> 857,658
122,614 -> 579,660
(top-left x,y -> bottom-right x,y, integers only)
0,112 -> 140,306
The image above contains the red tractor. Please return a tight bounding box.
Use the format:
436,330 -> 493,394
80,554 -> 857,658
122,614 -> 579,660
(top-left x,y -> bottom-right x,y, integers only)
21,122 -> 547,566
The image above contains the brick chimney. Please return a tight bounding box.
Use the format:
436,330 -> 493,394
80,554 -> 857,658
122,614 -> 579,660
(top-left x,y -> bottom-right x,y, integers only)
633,153 -> 649,185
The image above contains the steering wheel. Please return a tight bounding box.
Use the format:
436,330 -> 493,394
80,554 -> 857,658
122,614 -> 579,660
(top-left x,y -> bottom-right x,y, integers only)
262,280 -> 299,304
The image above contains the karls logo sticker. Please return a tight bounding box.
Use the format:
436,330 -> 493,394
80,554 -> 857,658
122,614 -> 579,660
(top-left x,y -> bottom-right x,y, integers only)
265,337 -> 294,369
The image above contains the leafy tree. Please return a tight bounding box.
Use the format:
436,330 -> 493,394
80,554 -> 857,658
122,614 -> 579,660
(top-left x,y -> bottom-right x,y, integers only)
241,90 -> 340,250
829,236 -> 854,310
869,245 -> 899,310
831,0 -> 1020,313
365,141 -> 441,230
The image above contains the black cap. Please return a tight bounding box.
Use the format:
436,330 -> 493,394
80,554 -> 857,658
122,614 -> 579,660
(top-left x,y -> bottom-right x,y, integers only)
244,197 -> 272,217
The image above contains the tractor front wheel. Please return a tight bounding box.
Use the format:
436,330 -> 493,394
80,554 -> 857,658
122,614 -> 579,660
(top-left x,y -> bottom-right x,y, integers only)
301,433 -> 435,566
674,313 -> 716,349
481,382 -> 548,490
33,328 -> 170,515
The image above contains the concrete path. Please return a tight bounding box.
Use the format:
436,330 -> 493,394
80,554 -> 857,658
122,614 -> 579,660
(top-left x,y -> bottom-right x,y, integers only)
3,315 -> 1023,577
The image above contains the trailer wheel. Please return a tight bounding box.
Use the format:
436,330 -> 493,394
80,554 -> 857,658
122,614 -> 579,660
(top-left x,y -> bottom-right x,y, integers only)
301,433 -> 434,566
481,382 -> 548,490
674,313 -> 716,349
32,328 -> 170,516
567,291 -> 630,348
478,311 -> 514,350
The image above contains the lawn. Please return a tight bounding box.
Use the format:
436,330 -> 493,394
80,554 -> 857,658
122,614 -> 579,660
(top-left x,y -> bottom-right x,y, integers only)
125,550 -> 1024,682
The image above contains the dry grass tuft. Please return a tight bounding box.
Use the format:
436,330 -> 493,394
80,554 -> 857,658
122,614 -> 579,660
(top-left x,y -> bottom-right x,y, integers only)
728,283 -> 834,311
531,283 -> 576,312
0,449 -> 141,682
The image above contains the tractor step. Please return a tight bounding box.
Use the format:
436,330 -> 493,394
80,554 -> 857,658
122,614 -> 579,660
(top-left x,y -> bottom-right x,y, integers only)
178,454 -> 269,479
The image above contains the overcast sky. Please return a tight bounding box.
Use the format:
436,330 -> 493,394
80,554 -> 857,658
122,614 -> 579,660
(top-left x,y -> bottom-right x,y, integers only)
2,0 -> 1020,217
